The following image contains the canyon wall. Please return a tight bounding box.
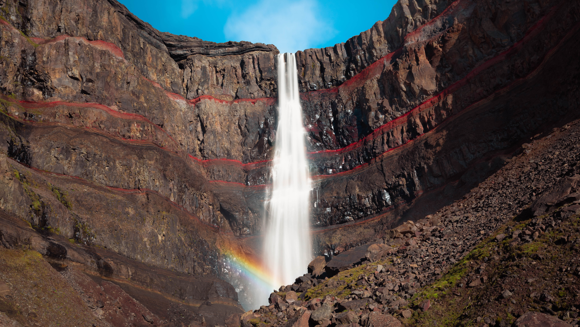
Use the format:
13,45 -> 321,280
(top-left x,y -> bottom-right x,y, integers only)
0,0 -> 579,322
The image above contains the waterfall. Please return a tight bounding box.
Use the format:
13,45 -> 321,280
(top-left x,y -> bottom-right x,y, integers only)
264,52 -> 312,292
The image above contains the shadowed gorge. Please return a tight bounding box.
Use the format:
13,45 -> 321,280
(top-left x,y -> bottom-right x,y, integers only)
0,0 -> 579,325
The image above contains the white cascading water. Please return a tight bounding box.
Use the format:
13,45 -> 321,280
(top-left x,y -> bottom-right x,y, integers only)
263,53 -> 312,294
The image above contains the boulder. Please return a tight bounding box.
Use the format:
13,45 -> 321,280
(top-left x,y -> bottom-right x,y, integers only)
514,312 -> 572,327
334,311 -> 359,324
269,292 -> 281,305
394,221 -> 419,236
365,243 -> 391,262
285,291 -> 298,303
531,175 -> 580,217
401,309 -> 413,319
282,310 -> 311,327
240,311 -> 260,327
308,256 -> 327,278
336,299 -> 369,311
310,302 -> 334,323
326,244 -> 370,276
365,312 -> 402,327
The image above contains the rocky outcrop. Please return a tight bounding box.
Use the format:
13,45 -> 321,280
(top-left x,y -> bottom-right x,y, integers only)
296,0 -> 455,92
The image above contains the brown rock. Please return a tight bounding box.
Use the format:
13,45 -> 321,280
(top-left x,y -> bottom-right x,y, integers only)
468,278 -> 482,288
308,256 -> 327,278
326,245 -> 370,276
0,281 -> 10,297
531,176 -> 580,217
310,302 -> 334,323
240,311 -> 258,327
365,243 -> 391,262
337,299 -> 369,311
269,293 -> 281,305
421,299 -> 431,312
335,311 -> 359,324
282,310 -> 311,327
495,234 -> 506,242
315,319 -> 332,327
365,312 -> 402,327
285,291 -> 298,303
395,222 -> 419,236
514,312 -> 572,327
401,309 -> 413,319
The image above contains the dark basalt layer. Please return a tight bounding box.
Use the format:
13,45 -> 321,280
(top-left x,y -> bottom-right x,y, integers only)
161,34 -> 277,61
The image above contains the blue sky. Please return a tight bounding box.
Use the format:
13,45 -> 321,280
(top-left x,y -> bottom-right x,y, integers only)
118,0 -> 398,54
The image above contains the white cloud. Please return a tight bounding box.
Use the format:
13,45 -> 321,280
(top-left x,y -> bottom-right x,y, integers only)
224,0 -> 336,53
181,0 -> 198,18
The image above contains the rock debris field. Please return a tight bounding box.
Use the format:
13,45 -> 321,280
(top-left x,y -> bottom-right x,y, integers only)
242,119 -> 580,326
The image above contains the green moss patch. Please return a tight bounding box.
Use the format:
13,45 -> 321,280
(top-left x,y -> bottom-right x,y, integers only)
49,183 -> 73,210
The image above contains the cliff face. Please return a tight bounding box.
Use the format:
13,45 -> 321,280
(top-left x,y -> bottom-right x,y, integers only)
0,0 -> 579,323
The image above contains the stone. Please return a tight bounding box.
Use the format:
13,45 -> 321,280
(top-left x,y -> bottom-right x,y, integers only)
421,299 -> 431,312
241,311 -> 260,327
326,245 -> 371,276
337,299 -> 369,311
310,303 -> 334,323
315,319 -> 332,327
0,281 -> 10,297
282,310 -> 311,327
285,291 -> 298,303
501,290 -> 513,299
514,312 -> 572,327
401,309 -> 413,319
468,278 -> 482,288
365,243 -> 390,262
531,176 -> 580,217
365,312 -> 402,327
334,311 -> 359,324
269,293 -> 281,305
308,256 -> 327,278
307,298 -> 322,310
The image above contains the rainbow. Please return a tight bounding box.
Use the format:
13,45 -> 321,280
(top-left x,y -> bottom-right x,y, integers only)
222,246 -> 280,295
